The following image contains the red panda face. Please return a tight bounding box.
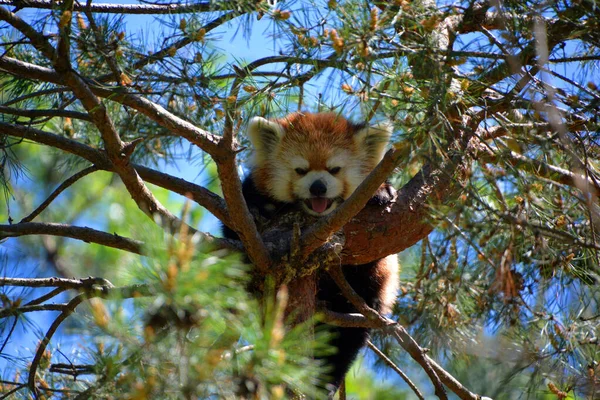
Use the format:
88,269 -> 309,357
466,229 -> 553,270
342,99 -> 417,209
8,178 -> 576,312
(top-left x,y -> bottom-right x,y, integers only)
247,112 -> 392,216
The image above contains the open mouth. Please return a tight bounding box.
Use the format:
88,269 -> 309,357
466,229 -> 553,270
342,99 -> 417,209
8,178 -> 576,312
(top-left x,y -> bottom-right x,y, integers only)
303,197 -> 336,214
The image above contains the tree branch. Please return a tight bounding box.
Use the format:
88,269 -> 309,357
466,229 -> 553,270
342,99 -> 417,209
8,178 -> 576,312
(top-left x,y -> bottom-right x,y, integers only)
300,147 -> 404,259
215,151 -> 272,272
20,280 -> 153,395
366,340 -> 425,400
327,263 -> 447,399
0,222 -> 144,254
0,105 -> 91,121
0,56 -> 222,155
0,0 -> 237,14
20,166 -> 99,223
0,121 -> 231,227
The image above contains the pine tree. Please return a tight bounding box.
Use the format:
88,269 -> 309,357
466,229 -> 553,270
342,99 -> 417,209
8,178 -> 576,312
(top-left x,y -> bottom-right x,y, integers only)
1,0 -> 599,398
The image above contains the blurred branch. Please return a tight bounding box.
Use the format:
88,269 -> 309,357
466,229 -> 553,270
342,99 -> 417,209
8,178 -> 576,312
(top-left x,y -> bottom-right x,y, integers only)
13,279 -> 153,395
20,166 -> 99,223
485,148 -> 600,198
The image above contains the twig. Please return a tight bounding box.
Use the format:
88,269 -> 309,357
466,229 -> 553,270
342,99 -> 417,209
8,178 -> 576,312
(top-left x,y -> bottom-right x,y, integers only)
0,276 -> 114,289
319,309 -> 382,328
84,3 -> 123,83
0,303 -> 67,318
1,87 -> 68,106
0,105 -> 91,121
338,380 -> 346,400
27,293 -> 86,395
49,363 -> 95,376
24,287 -> 67,306
0,317 -> 18,354
366,340 -> 425,400
425,357 -> 484,400
20,166 -> 99,223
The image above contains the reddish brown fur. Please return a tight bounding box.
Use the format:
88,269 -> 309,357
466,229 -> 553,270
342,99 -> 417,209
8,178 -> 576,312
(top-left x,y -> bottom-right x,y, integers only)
276,112 -> 360,170
252,112 -> 369,197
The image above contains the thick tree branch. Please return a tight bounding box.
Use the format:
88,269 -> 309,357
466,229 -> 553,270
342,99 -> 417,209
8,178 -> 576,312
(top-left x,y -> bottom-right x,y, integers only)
300,147 -> 404,259
215,151 -> 272,272
0,121 -> 231,227
338,161 -> 453,264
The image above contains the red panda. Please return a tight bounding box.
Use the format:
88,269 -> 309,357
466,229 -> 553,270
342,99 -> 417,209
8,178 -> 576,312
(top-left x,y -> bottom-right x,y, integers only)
222,112 -> 399,395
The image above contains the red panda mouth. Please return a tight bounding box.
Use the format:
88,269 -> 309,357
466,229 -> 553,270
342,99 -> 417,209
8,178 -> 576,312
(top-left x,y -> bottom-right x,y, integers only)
305,197 -> 334,214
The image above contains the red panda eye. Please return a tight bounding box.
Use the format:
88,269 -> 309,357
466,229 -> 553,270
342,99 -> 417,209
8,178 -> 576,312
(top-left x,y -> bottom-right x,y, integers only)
328,167 -> 341,175
295,168 -> 308,175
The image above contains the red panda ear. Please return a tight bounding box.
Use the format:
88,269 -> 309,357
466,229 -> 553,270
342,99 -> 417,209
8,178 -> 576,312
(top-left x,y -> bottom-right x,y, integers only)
355,122 -> 393,164
247,117 -> 285,159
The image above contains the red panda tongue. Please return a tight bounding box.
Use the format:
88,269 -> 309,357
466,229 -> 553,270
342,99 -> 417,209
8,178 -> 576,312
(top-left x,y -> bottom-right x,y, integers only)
311,198 -> 329,213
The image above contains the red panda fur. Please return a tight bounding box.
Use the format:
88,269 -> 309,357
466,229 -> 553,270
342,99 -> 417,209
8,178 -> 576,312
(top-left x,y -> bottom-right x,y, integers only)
222,112 -> 399,395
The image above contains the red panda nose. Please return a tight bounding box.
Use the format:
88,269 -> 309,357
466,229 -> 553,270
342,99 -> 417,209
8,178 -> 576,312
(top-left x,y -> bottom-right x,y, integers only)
309,180 -> 327,197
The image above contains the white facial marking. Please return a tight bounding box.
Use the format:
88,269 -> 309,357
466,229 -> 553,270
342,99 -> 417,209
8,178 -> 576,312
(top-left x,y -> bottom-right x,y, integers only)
326,151 -> 350,170
290,156 -> 309,171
